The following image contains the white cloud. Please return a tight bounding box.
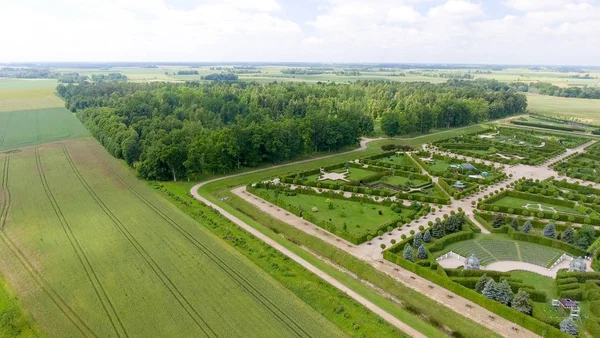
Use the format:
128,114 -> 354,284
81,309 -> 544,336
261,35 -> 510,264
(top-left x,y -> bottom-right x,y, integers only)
1,0 -> 599,65
0,0 -> 300,62
387,5 -> 422,24
303,36 -> 324,45
427,0 -> 482,18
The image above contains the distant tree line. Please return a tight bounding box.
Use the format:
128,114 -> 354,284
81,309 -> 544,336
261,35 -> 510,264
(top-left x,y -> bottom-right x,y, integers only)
58,79 -> 525,180
0,67 -> 58,78
202,73 -> 238,81
91,73 -> 127,83
280,68 -> 327,75
177,70 -> 199,75
512,81 -> 600,99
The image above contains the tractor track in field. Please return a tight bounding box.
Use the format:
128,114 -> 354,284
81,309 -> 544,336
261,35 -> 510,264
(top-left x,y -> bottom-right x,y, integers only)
59,144 -> 218,338
0,115 -> 12,148
36,110 -> 41,141
0,155 -> 99,338
84,140 -> 314,338
34,147 -> 129,338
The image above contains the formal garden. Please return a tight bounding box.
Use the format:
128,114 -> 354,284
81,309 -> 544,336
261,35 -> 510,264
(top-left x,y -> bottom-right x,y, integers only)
553,142 -> 600,182
279,160 -> 452,204
477,181 -> 600,227
433,127 -> 589,165
247,182 -> 430,244
410,150 -> 508,199
383,209 -> 600,337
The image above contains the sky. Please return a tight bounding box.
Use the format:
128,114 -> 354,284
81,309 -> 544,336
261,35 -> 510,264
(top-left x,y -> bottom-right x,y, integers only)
1,0 -> 599,65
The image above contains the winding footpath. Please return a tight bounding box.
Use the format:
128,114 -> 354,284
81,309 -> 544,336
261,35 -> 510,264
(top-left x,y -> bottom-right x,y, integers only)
190,134 -> 543,337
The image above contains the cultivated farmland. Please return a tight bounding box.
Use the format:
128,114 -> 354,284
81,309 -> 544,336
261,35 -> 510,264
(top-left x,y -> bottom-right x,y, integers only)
0,108 -> 89,152
0,79 -> 63,112
0,139 -> 345,338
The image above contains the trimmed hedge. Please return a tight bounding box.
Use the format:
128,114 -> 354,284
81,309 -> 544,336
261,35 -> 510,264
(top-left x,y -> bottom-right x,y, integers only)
559,288 -> 584,300
383,250 -> 569,337
510,120 -> 585,132
520,288 -> 547,302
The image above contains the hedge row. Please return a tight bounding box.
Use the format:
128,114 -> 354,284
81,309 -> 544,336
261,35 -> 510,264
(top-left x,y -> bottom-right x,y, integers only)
557,271 -> 600,283
510,120 -> 585,132
382,250 -> 569,337
520,288 -> 547,302
474,212 -> 587,257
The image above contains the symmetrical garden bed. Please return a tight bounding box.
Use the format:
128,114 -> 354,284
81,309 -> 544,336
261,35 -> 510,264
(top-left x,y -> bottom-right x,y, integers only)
553,142 -> 600,182
410,151 -> 507,199
433,127 -> 589,165
280,160 -> 451,204
248,183 -> 429,244
382,212 -> 600,337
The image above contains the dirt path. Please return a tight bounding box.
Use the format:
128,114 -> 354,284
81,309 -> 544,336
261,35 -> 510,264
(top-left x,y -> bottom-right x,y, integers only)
190,134 -> 544,337
234,187 -> 537,337
191,179 -> 426,337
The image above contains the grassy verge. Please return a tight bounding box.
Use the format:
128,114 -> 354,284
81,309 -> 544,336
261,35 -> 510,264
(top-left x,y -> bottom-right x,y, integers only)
163,181 -> 500,337
0,275 -> 41,338
154,183 -> 422,337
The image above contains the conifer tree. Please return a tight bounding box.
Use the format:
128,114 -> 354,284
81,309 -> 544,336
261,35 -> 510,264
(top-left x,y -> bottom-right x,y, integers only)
403,244 -> 414,262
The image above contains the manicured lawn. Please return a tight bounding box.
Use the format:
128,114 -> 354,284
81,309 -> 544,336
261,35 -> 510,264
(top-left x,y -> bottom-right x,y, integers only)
378,175 -> 428,187
510,271 -> 558,299
442,235 -> 564,267
304,167 -> 376,184
373,154 -> 419,168
490,196 -> 581,215
260,189 -> 407,237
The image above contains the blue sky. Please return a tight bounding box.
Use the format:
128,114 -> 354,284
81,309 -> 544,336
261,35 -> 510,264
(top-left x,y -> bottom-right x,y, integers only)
1,0 -> 599,65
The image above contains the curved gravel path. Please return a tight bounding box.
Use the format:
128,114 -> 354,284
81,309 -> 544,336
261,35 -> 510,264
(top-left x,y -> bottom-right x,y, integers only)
190,134 -> 541,338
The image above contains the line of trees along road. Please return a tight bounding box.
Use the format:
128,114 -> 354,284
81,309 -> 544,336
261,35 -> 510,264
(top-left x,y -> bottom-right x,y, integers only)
58,79 -> 526,181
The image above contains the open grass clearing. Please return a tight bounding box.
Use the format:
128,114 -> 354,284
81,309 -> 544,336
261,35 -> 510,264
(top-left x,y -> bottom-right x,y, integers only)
0,108 -> 89,152
0,139 -> 344,338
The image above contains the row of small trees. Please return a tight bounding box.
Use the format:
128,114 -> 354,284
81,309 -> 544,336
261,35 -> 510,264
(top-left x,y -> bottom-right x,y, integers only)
491,213 -> 596,249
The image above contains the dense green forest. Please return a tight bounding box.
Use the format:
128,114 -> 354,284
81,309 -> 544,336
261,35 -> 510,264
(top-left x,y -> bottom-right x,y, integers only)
513,81 -> 600,99
58,79 -> 526,180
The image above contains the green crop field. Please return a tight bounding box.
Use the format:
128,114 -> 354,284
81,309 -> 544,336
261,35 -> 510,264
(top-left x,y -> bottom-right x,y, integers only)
0,79 -> 63,112
0,139 -> 345,338
526,93 -> 600,125
0,108 -> 89,152
444,236 -> 563,267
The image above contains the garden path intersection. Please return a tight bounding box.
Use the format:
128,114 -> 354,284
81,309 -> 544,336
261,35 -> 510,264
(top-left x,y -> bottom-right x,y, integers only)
191,134 -> 595,338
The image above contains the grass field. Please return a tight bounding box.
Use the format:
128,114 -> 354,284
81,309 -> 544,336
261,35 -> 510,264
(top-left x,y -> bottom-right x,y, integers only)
444,236 -> 563,267
526,93 -> 600,125
0,79 -> 63,112
0,108 -> 89,152
0,139 -> 346,338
